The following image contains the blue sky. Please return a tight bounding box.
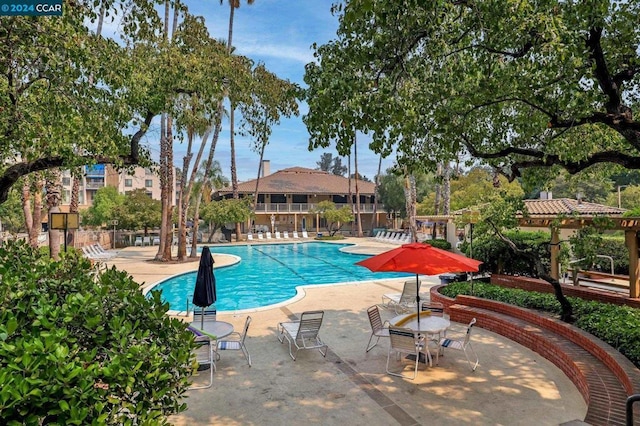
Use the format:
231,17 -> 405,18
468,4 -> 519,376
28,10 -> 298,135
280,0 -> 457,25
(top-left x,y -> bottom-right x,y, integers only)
139,1 -> 396,183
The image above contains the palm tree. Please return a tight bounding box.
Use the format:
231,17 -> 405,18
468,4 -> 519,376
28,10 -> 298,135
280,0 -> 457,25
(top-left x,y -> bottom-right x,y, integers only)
222,0 -> 254,240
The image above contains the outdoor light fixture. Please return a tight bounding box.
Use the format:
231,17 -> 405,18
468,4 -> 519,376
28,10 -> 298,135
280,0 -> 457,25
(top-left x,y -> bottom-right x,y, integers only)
50,212 -> 80,252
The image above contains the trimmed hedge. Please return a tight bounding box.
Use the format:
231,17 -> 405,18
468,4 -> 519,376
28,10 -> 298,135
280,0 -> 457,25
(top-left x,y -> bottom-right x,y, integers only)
426,239 -> 451,250
0,241 -> 195,424
440,281 -> 640,368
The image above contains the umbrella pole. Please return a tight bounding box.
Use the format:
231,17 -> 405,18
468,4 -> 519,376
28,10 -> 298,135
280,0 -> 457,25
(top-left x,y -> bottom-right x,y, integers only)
415,274 -> 420,325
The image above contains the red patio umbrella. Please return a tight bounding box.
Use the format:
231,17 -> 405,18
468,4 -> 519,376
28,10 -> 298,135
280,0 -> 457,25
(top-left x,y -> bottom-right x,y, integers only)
356,242 -> 482,324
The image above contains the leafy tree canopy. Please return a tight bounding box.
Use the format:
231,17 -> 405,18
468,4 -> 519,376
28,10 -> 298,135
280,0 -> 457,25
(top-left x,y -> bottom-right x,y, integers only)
82,186 -> 125,227
312,200 -> 354,236
200,198 -> 252,232
113,189 -> 161,233
304,0 -> 640,183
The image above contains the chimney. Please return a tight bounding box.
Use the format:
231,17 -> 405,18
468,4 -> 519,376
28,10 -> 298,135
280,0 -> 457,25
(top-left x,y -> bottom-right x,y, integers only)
262,160 -> 270,177
540,191 -> 552,200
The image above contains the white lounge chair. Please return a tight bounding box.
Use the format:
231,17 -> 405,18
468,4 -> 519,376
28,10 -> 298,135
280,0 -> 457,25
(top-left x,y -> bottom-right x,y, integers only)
382,280 -> 419,314
266,232 -> 272,240
134,236 -> 143,246
143,236 -> 151,246
277,310 -> 327,361
301,230 -> 309,239
258,233 -> 264,240
275,231 -> 281,239
292,231 -> 299,239
152,236 -> 160,245
247,233 -> 254,241
283,231 -> 290,239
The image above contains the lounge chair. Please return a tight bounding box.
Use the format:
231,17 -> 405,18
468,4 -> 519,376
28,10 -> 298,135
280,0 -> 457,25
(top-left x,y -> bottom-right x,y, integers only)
277,310 -> 327,361
275,231 -> 282,239
366,305 -> 390,352
134,236 -> 143,246
386,326 -> 429,379
301,230 -> 309,239
143,236 -> 151,246
247,233 -> 254,241
266,232 -> 272,240
217,316 -> 252,366
382,280 -> 419,314
438,318 -> 479,371
283,231 -> 290,239
92,244 -> 117,259
258,232 -> 264,240
292,231 -> 299,239
152,236 -> 160,245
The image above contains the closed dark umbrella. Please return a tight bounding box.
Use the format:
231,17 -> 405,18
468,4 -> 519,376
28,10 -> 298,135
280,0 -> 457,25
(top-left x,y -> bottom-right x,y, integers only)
356,242 -> 482,324
193,246 -> 216,328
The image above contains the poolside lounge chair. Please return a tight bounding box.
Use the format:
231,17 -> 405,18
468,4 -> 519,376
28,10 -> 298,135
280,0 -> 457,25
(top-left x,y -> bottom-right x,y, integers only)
275,231 -> 282,239
277,310 -> 327,361
187,325 -> 216,390
382,280 -> 419,314
258,232 -> 264,240
386,326 -> 430,379
134,236 -> 143,246
366,305 -> 390,352
92,244 -> 117,259
438,318 -> 479,371
301,230 -> 309,239
292,231 -> 299,239
266,232 -> 272,240
283,231 -> 290,239
152,236 -> 160,245
217,316 -> 252,366
247,233 -> 254,241
143,236 -> 151,246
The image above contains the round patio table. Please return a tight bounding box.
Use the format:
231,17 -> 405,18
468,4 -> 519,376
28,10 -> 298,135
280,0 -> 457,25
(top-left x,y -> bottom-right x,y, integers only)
190,320 -> 234,340
390,314 -> 450,335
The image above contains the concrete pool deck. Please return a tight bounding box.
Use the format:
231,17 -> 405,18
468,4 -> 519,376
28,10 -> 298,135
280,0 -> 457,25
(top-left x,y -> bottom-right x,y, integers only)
109,238 -> 588,425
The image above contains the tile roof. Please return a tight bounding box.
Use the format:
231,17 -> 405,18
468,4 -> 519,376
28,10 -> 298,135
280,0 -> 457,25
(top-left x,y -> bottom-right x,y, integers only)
523,198 -> 626,217
216,167 -> 377,195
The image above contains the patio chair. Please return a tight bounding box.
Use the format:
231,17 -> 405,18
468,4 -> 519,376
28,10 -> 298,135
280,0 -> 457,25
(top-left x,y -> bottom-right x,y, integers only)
277,310 -> 328,361
143,236 -> 151,246
266,232 -> 272,240
152,236 -> 160,245
365,305 -> 390,352
258,232 -> 264,240
91,244 -> 117,260
134,236 -> 143,246
386,326 -> 429,379
275,231 -> 282,239
301,230 -> 309,239
283,231 -> 290,239
187,326 -> 216,390
217,316 -> 252,366
438,318 -> 479,371
247,233 -> 254,241
292,231 -> 299,239
381,280 -> 419,314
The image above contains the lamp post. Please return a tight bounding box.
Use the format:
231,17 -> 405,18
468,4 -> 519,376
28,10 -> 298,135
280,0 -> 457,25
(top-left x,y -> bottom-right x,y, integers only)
111,220 -> 118,249
464,210 -> 480,295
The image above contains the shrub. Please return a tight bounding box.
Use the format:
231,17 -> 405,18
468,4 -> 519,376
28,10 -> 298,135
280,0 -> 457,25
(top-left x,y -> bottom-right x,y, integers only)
426,239 -> 451,250
440,281 -> 640,368
588,236 -> 629,275
0,241 -> 195,424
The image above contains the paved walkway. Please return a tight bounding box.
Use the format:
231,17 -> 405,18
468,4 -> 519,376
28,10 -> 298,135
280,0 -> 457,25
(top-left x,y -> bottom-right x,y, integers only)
109,239 -> 588,425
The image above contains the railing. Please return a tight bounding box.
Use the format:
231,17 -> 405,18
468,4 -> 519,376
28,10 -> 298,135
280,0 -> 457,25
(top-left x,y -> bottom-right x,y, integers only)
627,394 -> 640,425
253,203 -> 385,213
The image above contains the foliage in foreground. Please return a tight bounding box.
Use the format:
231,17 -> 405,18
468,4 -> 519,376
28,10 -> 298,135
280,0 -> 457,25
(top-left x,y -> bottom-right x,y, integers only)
0,241 -> 195,424
440,282 -> 640,368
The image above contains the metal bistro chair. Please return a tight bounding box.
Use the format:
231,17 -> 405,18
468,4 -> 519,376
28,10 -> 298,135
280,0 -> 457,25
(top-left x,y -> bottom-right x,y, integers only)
217,316 -> 252,366
187,326 -> 216,390
365,305 -> 390,352
386,326 -> 429,380
438,318 -> 479,371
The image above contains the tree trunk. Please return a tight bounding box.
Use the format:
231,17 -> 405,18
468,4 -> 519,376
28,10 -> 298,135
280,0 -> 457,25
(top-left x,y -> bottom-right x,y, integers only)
370,154 -> 382,232
354,136 -> 363,237
22,178 -> 35,247
46,170 -> 62,259
163,115 -> 174,259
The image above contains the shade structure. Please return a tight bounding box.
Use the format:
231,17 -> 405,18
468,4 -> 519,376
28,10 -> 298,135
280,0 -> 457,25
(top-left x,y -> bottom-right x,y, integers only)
193,246 -> 216,328
356,243 -> 482,323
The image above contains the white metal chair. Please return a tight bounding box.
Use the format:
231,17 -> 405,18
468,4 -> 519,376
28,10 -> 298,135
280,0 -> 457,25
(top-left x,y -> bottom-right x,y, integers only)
301,230 -> 309,238
283,231 -> 290,239
275,231 -> 282,239
187,326 -> 216,390
386,326 -> 429,379
266,232 -> 272,240
217,316 -> 252,366
247,233 -> 254,241
134,236 -> 143,246
277,310 -> 327,361
258,232 -> 264,240
292,231 -> 299,239
365,305 -> 390,352
438,318 -> 479,371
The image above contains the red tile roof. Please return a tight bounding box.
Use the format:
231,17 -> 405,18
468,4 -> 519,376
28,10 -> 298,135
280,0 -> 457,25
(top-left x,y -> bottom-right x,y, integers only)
523,198 -> 626,217
216,167 -> 377,195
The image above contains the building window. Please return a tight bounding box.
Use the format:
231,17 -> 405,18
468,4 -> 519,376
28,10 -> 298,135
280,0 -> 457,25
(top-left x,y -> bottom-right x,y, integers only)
145,179 -> 153,188
62,177 -> 71,186
63,190 -> 70,203
125,179 -> 132,187
271,194 -> 286,203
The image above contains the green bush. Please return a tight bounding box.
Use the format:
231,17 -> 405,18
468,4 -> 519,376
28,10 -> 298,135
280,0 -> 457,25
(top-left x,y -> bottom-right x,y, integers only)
588,236 -> 629,275
463,230 -> 551,276
426,239 -> 451,250
0,241 -> 195,424
440,281 -> 640,368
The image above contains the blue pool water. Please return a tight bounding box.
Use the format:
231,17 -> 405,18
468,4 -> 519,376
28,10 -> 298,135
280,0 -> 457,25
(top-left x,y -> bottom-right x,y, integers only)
150,242 -> 411,312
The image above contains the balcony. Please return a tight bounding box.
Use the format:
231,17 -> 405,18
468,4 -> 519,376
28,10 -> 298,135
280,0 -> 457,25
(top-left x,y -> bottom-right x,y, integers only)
253,203 -> 384,214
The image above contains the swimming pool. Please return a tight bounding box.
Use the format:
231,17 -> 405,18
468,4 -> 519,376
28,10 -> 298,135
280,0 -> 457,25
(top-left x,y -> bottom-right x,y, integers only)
150,242 -> 411,312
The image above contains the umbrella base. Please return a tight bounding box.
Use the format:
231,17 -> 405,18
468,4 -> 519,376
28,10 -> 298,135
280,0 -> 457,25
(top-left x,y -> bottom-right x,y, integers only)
406,353 -> 429,364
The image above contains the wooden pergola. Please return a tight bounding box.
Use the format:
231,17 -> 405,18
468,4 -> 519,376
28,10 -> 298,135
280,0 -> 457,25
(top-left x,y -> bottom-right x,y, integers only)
519,216 -> 640,298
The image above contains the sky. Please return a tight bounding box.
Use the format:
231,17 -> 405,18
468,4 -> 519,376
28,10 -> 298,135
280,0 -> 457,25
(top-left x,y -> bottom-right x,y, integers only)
137,0 -> 396,183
